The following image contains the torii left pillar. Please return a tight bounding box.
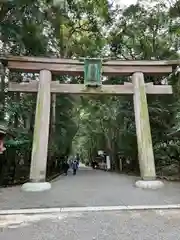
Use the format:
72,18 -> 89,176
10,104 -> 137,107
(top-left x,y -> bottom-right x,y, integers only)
22,69 -> 51,192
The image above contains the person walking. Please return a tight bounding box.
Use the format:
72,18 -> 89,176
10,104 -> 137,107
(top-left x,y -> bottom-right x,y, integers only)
72,159 -> 78,175
62,160 -> 69,176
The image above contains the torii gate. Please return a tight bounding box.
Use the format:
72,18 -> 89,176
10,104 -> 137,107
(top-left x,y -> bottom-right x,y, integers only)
0,56 -> 177,191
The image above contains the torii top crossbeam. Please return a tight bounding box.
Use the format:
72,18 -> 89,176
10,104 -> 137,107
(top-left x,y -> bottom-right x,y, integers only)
0,56 -> 179,76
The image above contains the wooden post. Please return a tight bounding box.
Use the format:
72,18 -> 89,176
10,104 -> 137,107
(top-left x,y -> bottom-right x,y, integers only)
132,72 -> 156,180
22,69 -> 51,191
52,94 -> 56,133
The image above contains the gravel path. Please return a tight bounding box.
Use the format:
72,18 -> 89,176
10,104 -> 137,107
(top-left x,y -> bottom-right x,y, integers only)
1,209 -> 180,239
0,167 -> 180,210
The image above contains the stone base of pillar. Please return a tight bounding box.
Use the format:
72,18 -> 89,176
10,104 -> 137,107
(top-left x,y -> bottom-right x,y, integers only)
21,182 -> 51,192
135,180 -> 164,189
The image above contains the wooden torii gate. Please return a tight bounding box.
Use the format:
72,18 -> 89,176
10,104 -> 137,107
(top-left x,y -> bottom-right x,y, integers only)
0,56 -> 177,191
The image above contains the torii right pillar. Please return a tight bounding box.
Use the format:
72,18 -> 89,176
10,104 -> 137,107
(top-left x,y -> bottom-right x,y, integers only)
132,72 -> 164,189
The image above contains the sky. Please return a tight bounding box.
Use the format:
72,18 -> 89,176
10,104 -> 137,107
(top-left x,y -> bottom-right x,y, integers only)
114,0 -> 138,7
122,0 -> 137,4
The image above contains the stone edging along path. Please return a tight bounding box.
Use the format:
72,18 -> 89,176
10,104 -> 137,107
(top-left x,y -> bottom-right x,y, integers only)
0,204 -> 180,215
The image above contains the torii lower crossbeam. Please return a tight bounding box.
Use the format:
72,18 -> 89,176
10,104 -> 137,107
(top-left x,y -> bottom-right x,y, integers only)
8,81 -> 173,95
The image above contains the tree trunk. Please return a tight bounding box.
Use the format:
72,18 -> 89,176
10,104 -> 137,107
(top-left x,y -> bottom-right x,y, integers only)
0,62 -> 6,122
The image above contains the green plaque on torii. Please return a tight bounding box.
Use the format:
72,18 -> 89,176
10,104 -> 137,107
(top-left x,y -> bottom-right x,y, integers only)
83,58 -> 102,87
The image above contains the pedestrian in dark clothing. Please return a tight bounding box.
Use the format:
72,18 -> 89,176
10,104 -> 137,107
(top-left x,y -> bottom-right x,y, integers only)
63,161 -> 69,176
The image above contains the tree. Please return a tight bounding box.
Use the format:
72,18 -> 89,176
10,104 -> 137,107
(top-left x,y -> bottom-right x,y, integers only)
73,0 -> 180,177
1,0 -> 180,185
0,0 -> 112,185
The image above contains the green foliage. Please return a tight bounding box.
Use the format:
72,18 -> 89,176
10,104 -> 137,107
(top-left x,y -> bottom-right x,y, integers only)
0,0 -> 113,185
1,0 -> 180,185
73,0 -> 180,175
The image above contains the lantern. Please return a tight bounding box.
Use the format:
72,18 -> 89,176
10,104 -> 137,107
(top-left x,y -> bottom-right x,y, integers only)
84,58 -> 102,87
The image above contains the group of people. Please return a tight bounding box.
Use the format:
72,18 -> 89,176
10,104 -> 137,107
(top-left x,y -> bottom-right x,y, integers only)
62,154 -> 80,176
